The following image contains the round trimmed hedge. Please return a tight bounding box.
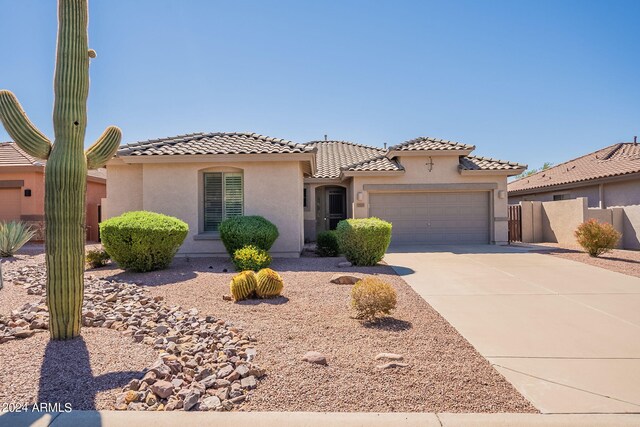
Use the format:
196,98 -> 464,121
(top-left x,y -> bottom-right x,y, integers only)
99,211 -> 188,272
219,216 -> 279,256
335,217 -> 392,266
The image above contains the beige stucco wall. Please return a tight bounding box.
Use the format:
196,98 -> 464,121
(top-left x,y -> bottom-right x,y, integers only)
509,176 -> 640,249
350,156 -> 510,244
103,160 -> 305,257
602,180 -> 640,249
0,170 -> 44,216
518,197 -> 625,248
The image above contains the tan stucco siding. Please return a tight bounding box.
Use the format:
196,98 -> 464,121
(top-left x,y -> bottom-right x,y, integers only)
509,176 -> 640,249
0,170 -> 44,216
350,156 -> 510,244
103,162 -> 143,218
104,160 -> 305,257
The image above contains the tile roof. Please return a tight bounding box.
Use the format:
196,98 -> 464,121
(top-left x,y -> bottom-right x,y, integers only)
508,142 -> 640,193
390,136 -> 475,152
118,132 -> 313,156
0,142 -> 106,180
459,155 -> 526,171
344,155 -> 403,173
308,140 -> 390,179
0,142 -> 44,166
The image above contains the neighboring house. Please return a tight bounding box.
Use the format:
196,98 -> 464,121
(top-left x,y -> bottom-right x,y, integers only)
103,132 -> 525,257
508,141 -> 640,249
0,142 -> 106,241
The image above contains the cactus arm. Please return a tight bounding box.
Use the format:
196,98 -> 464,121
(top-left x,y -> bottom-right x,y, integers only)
0,90 -> 52,159
86,126 -> 122,169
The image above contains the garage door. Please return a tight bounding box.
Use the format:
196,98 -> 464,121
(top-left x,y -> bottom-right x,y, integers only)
369,192 -> 490,244
0,188 -> 21,222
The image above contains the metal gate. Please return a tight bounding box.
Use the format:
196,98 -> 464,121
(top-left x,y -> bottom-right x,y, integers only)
508,204 -> 522,243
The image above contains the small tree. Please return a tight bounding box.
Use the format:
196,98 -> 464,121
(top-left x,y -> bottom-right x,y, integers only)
574,219 -> 621,257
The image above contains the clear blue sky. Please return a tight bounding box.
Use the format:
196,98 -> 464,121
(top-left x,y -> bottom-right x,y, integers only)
0,0 -> 638,170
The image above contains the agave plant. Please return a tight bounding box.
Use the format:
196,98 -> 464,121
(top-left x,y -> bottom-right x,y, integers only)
0,221 -> 35,257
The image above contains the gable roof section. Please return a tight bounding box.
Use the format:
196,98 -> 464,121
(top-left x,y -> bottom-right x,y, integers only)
118,132 -> 313,156
308,140 -> 394,179
508,143 -> 640,194
390,136 -> 475,152
0,142 -> 44,166
460,155 -> 526,172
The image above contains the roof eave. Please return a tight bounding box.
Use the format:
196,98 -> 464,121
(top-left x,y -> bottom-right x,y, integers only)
340,170 -> 405,178
508,170 -> 640,195
117,152 -> 315,164
387,149 -> 474,158
459,168 -> 526,177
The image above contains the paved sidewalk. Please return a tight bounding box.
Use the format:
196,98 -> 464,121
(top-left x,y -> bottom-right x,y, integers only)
2,411 -> 640,427
384,245 -> 640,414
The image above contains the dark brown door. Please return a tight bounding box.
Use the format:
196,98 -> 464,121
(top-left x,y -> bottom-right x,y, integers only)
326,188 -> 347,230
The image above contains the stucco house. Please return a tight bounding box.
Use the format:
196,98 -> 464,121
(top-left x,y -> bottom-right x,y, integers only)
103,132 -> 525,257
508,141 -> 640,249
0,142 -> 106,241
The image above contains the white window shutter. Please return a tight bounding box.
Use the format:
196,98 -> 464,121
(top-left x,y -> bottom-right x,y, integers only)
224,173 -> 243,219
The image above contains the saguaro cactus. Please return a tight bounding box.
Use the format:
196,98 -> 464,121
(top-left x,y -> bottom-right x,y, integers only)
0,0 -> 121,339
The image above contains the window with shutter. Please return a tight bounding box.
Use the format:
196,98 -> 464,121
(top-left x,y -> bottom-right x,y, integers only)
203,172 -> 243,232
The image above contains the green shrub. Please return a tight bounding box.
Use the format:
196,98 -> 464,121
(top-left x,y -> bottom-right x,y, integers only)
86,248 -> 110,268
0,221 -> 35,257
316,230 -> 340,257
335,218 -> 392,266
351,277 -> 397,322
575,219 -> 621,257
232,245 -> 272,272
99,211 -> 188,272
219,216 -> 279,256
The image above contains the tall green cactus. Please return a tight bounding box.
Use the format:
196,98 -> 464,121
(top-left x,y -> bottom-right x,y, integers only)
0,0 -> 121,339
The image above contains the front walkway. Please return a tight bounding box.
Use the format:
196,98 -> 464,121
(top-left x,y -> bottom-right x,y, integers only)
384,245 -> 640,414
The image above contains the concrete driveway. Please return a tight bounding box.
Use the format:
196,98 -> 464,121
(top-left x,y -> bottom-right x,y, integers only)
384,245 -> 640,414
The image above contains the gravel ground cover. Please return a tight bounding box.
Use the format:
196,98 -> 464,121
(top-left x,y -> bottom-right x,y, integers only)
89,254 -> 536,413
0,246 -> 536,412
532,243 -> 640,278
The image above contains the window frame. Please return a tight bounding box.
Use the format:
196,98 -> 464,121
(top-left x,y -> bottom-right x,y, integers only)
203,171 -> 244,232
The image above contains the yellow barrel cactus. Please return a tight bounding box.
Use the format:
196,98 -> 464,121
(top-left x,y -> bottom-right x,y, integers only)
255,268 -> 284,298
230,270 -> 257,302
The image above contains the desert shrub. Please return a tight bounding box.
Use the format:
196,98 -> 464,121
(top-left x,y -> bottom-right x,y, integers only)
0,221 -> 35,257
219,216 -> 279,256
230,270 -> 257,302
351,277 -> 397,322
86,248 -> 110,268
335,218 -> 392,266
575,219 -> 621,257
316,230 -> 340,257
232,245 -> 272,272
99,211 -> 188,272
256,268 -> 284,298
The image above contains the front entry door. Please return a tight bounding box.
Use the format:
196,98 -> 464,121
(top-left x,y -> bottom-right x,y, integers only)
326,188 -> 347,230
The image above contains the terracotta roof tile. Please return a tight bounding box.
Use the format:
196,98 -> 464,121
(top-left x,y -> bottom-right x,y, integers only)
344,155 -> 403,173
390,136 -> 475,152
308,140 -> 387,179
460,155 -> 526,171
0,142 -> 44,166
508,143 -> 640,194
0,142 -> 106,181
118,132 -> 313,156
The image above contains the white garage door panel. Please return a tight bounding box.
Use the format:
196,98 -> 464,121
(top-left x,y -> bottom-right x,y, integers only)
369,192 -> 490,244
0,188 -> 21,222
